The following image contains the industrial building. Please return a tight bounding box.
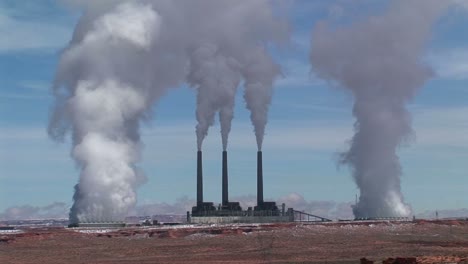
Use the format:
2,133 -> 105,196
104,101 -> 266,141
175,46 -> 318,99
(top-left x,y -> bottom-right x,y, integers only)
68,222 -> 126,228
189,150 -> 295,224
68,150 -> 331,228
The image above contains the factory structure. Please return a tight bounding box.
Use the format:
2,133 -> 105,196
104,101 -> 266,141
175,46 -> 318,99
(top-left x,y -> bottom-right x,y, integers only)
188,150 -> 295,224
69,150 -> 332,228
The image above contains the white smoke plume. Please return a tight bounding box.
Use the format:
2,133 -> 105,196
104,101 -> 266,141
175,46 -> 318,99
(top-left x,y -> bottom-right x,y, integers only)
49,1 -> 186,223
49,0 -> 288,223
310,0 -> 449,218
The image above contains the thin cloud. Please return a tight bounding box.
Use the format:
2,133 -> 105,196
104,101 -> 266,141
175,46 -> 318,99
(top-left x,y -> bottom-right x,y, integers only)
276,59 -> 324,88
417,208 -> 468,219
2,199 -> 465,221
0,127 -> 48,140
135,193 -> 354,220
0,13 -> 72,53
452,0 -> 468,11
0,202 -> 69,220
0,92 -> 50,100
141,121 -> 351,152
412,106 -> 468,148
427,48 -> 468,80
3,105 -> 468,153
18,81 -> 51,91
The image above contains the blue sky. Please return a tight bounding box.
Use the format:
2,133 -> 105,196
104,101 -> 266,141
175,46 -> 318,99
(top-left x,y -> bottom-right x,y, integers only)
0,0 -> 467,215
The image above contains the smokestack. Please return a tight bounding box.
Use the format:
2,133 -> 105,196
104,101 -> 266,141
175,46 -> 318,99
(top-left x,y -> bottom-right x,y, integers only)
197,150 -> 203,205
257,151 -> 263,207
222,151 -> 228,206
49,1 -> 288,223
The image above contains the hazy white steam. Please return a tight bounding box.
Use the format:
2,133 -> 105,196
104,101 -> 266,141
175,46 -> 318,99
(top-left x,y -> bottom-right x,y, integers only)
49,0 -> 287,223
49,1 -> 186,223
310,0 -> 448,218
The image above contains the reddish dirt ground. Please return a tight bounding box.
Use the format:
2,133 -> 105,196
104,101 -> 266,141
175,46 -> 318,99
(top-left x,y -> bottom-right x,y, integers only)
1,220 -> 467,263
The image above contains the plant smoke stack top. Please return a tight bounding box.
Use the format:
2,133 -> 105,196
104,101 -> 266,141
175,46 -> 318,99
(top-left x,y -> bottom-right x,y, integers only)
197,150 -> 203,205
222,151 -> 229,206
257,151 -> 264,207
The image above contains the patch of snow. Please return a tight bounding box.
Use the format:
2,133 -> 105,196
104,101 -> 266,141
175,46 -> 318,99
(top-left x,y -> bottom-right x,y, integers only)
184,233 -> 217,240
74,229 -> 114,234
0,229 -> 22,234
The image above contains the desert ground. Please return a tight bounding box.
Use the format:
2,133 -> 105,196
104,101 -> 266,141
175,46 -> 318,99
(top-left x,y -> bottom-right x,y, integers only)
1,220 -> 467,264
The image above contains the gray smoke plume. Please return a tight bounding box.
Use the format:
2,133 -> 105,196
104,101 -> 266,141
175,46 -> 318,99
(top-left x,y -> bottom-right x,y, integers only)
310,0 -> 449,218
49,0 -> 287,223
185,2 -> 288,151
187,44 -> 241,151
243,48 -> 281,151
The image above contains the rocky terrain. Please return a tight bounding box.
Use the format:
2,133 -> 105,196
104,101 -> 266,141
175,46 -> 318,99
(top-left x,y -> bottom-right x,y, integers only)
1,220 -> 467,263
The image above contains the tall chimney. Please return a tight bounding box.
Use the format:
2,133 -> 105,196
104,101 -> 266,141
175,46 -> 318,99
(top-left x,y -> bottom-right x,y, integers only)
222,151 -> 228,206
257,151 -> 263,207
197,150 -> 203,205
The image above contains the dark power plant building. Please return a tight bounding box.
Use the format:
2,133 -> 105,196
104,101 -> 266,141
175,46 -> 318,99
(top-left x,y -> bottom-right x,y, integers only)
190,150 -> 292,224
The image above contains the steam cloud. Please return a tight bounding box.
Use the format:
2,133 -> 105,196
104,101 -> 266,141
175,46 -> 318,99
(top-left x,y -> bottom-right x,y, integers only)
310,0 -> 449,218
49,0 -> 287,223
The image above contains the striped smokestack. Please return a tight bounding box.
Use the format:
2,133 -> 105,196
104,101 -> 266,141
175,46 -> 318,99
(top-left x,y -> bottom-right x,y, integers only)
197,150 -> 203,205
257,151 -> 263,207
222,151 -> 228,206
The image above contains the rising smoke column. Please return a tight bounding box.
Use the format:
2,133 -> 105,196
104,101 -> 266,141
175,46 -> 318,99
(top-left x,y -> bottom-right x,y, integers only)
49,0 -> 288,223
310,0 -> 448,218
48,1 -> 188,223
187,43 -> 241,151
184,1 -> 289,151
243,48 -> 281,150
189,45 -> 282,152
